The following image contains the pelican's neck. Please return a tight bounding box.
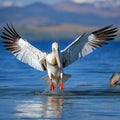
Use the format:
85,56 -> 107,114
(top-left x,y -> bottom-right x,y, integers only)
51,43 -> 62,68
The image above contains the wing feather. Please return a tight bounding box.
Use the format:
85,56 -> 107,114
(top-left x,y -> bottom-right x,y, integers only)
1,24 -> 47,71
61,25 -> 118,68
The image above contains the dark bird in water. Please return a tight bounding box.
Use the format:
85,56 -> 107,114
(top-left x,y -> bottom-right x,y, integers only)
0,24 -> 118,91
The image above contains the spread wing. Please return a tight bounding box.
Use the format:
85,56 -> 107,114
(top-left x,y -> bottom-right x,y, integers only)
61,25 -> 118,68
1,24 -> 47,71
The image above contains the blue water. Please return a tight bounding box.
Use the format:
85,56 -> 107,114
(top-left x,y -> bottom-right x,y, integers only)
0,40 -> 120,120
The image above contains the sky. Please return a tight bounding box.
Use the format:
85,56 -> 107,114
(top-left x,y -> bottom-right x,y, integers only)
0,0 -> 120,7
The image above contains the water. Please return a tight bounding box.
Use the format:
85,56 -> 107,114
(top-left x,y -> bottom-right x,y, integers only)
0,40 -> 120,120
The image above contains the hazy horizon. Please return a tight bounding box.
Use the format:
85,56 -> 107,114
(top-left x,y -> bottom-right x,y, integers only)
0,0 -> 120,7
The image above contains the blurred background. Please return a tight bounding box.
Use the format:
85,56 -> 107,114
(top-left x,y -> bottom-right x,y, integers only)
0,0 -> 119,40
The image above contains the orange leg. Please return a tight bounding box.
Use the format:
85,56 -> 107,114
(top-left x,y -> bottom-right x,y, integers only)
50,79 -> 55,91
59,78 -> 64,90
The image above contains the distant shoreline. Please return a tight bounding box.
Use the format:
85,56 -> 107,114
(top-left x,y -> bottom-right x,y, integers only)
7,24 -> 119,41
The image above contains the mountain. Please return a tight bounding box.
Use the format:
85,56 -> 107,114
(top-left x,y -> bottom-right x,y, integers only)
53,1 -> 120,17
0,1 -> 119,27
0,2 -> 55,26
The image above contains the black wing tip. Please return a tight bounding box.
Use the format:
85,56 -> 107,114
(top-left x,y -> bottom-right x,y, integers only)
92,25 -> 118,40
1,23 -> 21,41
4,23 -> 13,31
93,25 -> 118,34
6,23 -> 14,29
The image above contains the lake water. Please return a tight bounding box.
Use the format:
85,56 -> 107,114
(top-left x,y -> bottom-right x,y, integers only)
0,40 -> 120,120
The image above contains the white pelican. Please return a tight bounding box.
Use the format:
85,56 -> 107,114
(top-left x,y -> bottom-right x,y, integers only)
1,24 -> 118,91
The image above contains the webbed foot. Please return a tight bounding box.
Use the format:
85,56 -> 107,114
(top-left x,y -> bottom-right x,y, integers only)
59,83 -> 64,90
50,82 -> 55,91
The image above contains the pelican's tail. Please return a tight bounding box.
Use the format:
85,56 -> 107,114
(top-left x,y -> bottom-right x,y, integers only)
63,74 -> 72,82
41,74 -> 71,83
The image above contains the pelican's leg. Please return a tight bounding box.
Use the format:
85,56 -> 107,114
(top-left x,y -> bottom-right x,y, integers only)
50,78 -> 55,91
59,73 -> 64,90
48,72 -> 55,91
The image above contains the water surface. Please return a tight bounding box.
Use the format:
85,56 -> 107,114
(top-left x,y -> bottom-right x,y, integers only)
0,40 -> 120,120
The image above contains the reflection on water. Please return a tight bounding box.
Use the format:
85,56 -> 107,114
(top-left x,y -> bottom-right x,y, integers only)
14,96 -> 64,119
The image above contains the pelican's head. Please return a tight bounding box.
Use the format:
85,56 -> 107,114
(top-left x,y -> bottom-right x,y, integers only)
52,42 -> 59,51
52,42 -> 62,68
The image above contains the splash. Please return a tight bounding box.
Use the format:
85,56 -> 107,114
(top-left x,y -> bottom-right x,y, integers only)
42,85 -> 65,96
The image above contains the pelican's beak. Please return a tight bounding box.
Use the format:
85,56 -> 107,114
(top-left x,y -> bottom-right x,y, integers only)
55,50 -> 62,68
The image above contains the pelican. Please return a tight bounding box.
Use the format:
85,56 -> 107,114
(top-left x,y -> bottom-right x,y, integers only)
0,24 -> 118,91
109,72 -> 120,86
